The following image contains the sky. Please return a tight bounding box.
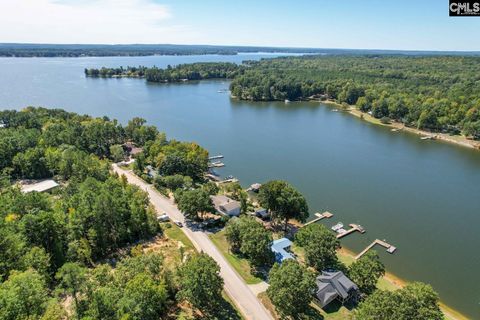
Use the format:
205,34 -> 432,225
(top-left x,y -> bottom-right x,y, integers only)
1,0 -> 480,51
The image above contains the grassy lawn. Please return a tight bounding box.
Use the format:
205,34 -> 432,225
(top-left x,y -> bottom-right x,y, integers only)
337,249 -> 398,292
258,292 -> 351,320
163,223 -> 195,250
209,229 -> 263,285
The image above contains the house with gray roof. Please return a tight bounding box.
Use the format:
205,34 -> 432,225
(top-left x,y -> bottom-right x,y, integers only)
210,194 -> 241,216
313,271 -> 358,308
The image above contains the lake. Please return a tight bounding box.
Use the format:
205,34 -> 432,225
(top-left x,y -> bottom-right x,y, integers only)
1,54 -> 479,318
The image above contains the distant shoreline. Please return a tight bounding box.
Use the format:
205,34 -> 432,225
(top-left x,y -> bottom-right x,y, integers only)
321,100 -> 480,151
338,247 -> 469,320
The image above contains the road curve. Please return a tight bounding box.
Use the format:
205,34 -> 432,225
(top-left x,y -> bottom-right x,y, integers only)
112,164 -> 273,320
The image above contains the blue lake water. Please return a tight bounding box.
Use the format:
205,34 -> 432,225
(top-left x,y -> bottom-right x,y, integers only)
0,54 -> 479,318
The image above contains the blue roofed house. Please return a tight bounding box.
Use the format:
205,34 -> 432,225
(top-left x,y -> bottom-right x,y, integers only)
271,238 -> 295,263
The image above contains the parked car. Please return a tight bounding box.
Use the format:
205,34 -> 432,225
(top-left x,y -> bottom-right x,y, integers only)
174,220 -> 183,228
157,214 -> 169,222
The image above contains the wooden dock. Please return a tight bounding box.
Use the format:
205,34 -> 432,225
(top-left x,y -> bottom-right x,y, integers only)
208,162 -> 225,168
355,239 -> 397,260
336,223 -> 365,239
303,211 -> 333,227
217,178 -> 238,184
205,173 -> 220,181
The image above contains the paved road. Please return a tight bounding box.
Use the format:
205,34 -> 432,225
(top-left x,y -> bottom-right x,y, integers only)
112,164 -> 273,320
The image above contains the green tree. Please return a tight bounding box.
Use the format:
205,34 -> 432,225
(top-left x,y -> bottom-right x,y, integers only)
225,216 -> 274,268
266,260 -> 316,318
348,250 -> 385,295
118,273 -> 168,320
154,174 -> 192,191
55,262 -> 88,319
224,217 -> 243,253
40,299 -> 67,320
0,223 -> 26,281
176,188 -> 214,220
239,221 -> 274,269
354,282 -> 443,320
12,147 -> 50,179
0,270 -> 48,320
258,180 -> 309,230
20,210 -> 67,269
295,223 -> 340,271
177,253 -> 224,312
21,246 -> 52,283
109,144 -> 125,162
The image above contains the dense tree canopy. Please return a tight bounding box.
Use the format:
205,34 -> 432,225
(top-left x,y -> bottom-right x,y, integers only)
229,55 -> 480,138
266,259 -> 316,318
295,223 -> 341,271
0,269 -> 49,320
177,253 -> 224,312
258,180 -> 309,230
225,216 -> 274,269
354,282 -> 443,320
0,107 -> 224,319
85,62 -> 243,82
348,250 -> 385,295
175,188 -> 215,221
144,137 -> 209,181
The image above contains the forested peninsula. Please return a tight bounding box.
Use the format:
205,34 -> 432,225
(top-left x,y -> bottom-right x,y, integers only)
0,107 -> 240,320
87,55 -> 480,141
85,62 -> 242,82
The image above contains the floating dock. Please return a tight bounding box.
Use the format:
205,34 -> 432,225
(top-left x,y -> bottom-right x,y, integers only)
208,162 -> 225,168
208,155 -> 224,160
205,173 -> 220,181
355,239 -> 397,260
218,178 -> 238,184
336,223 -> 365,239
303,211 -> 334,227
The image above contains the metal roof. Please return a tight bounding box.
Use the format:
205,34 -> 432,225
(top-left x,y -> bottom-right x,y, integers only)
21,180 -> 59,193
271,238 -> 294,262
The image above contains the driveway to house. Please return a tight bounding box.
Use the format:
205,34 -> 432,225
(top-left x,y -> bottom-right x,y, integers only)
112,164 -> 273,320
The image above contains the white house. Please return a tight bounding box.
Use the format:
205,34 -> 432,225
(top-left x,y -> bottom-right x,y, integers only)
210,195 -> 241,216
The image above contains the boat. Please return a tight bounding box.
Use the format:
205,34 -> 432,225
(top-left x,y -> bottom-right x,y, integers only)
331,222 -> 344,232
391,128 -> 400,132
284,99 -> 290,103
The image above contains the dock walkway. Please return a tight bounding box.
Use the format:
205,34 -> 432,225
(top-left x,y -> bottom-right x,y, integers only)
336,223 -> 365,239
355,239 -> 397,259
303,211 -> 333,227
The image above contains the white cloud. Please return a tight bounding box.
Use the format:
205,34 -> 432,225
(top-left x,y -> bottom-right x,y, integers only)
0,0 -> 198,44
